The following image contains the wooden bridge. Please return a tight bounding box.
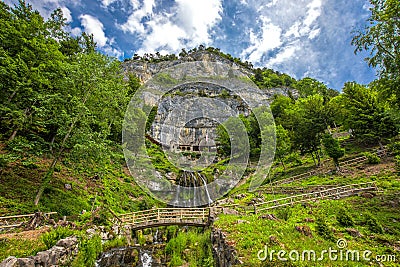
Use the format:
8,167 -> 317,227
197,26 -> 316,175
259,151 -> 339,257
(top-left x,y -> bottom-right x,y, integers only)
117,208 -> 210,230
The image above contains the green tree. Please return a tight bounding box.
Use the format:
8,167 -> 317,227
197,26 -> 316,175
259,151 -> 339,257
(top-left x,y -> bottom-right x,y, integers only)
270,95 -> 293,123
34,52 -> 129,205
0,1 -> 67,141
295,77 -> 338,101
322,134 -> 344,171
352,0 -> 400,102
275,125 -> 291,170
342,82 -> 397,146
287,95 -> 332,166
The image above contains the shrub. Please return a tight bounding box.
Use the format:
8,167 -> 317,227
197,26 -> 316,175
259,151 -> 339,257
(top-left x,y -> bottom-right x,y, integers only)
316,217 -> 334,241
72,235 -> 102,267
102,236 -> 127,251
388,141 -> 400,155
365,213 -> 384,234
276,207 -> 292,221
336,208 -> 354,227
41,227 -> 75,249
363,152 -> 380,164
166,232 -> 187,255
395,155 -> 400,172
169,253 -> 183,267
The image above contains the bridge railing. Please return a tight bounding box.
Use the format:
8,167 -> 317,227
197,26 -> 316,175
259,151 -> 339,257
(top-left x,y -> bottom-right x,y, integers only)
119,208 -> 209,227
254,182 -> 377,214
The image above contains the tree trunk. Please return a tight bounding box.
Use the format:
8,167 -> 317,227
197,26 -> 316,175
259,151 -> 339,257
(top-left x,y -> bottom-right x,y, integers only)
310,152 -> 317,167
34,90 -> 91,206
34,117 -> 78,206
279,157 -> 286,171
8,129 -> 18,141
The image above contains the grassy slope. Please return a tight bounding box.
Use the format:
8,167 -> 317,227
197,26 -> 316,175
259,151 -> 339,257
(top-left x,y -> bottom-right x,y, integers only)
0,144 -> 161,217
214,157 -> 400,266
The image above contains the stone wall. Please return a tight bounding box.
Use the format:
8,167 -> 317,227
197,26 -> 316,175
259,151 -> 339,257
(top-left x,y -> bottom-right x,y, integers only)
211,228 -> 241,267
0,236 -> 78,267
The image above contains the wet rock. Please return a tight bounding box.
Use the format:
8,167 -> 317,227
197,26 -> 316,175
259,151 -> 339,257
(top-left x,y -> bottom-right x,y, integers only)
211,229 -> 241,267
346,228 -> 364,238
235,193 -> 247,200
64,183 -> 72,190
269,236 -> 281,246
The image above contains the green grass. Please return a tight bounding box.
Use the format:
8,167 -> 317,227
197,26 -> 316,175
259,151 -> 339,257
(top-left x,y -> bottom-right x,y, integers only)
214,193 -> 400,266
0,237 -> 47,262
213,158 -> 400,267
0,150 -> 163,217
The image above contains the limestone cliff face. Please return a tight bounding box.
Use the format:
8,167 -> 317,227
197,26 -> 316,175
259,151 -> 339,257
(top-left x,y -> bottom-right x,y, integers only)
151,82 -> 251,149
122,51 -> 296,149
121,50 -> 253,84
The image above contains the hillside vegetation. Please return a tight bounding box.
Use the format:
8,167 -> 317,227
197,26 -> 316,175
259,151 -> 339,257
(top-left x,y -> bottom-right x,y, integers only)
0,1 -> 399,266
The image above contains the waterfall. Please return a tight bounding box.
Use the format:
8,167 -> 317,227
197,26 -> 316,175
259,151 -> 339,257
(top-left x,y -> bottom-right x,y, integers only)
173,185 -> 181,205
153,229 -> 159,244
192,173 -> 197,207
140,249 -> 152,267
200,175 -> 212,204
174,171 -> 213,207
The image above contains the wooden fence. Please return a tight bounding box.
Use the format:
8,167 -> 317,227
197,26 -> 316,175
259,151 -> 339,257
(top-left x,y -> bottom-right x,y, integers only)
0,212 -> 57,230
254,182 -> 377,214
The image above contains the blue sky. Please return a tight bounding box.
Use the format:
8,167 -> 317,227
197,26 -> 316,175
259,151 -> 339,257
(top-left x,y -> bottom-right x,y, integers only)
5,0 -> 376,90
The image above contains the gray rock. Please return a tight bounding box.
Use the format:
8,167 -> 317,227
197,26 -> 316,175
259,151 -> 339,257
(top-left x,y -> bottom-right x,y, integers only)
0,236 -> 78,267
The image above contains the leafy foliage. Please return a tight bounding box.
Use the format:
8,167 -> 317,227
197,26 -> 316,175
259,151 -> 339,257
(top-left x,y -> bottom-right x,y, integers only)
352,0 -> 400,101
316,217 -> 335,241
71,235 -> 103,267
342,82 -> 397,145
336,208 -> 355,227
41,227 -> 76,249
322,134 -> 345,168
365,213 -> 384,234
363,152 -> 381,164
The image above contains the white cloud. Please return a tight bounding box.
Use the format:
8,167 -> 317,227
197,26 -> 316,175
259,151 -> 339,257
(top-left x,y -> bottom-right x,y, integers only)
61,6 -> 72,23
268,44 -> 299,66
119,0 -> 155,34
101,0 -> 118,7
266,0 -> 278,8
304,0 -> 322,28
71,27 -> 82,36
241,17 -> 282,63
79,14 -> 108,47
241,0 -> 324,70
137,18 -> 187,54
175,0 -> 222,45
308,28 -> 320,39
103,46 -> 124,58
120,0 -> 222,54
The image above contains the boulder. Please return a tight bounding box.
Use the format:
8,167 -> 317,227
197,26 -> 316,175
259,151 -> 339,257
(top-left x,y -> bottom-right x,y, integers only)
346,228 -> 364,238
295,225 -> 313,237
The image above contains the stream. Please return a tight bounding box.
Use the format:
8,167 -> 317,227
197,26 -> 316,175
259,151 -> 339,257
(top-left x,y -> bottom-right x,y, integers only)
95,246 -> 164,267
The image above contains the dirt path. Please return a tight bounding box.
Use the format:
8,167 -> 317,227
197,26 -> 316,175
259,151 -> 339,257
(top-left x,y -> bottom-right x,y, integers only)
0,226 -> 50,241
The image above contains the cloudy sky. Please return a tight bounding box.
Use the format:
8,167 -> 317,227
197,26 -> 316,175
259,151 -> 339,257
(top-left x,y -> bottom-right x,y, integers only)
5,0 -> 376,90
